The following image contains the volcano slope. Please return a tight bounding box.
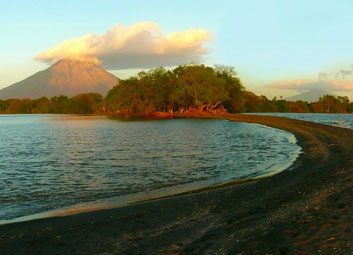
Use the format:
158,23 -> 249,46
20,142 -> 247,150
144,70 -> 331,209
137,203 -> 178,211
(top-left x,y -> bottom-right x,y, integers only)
0,59 -> 118,99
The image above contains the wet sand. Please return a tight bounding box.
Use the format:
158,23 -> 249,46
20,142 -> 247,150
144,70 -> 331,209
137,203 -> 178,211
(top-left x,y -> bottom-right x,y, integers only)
1,113 -> 353,254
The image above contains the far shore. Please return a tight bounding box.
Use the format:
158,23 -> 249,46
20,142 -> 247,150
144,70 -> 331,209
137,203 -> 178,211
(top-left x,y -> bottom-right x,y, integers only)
1,113 -> 353,254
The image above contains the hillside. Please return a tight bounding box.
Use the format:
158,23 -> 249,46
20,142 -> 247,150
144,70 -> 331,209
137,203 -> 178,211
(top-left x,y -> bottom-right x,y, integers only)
0,59 -> 119,99
286,89 -> 335,102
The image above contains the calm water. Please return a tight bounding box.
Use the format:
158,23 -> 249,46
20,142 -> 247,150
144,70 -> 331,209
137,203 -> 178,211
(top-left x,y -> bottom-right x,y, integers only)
0,115 -> 301,221
251,113 -> 353,129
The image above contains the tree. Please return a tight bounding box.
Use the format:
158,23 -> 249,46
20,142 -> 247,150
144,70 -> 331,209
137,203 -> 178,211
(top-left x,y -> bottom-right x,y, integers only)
106,64 -> 244,116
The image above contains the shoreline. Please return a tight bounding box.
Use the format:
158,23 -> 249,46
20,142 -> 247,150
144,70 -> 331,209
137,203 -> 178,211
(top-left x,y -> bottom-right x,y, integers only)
0,119 -> 301,227
0,172 -> 269,227
1,113 -> 353,254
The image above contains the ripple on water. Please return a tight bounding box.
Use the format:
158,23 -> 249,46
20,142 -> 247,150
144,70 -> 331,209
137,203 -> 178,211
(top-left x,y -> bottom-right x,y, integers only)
0,115 -> 301,221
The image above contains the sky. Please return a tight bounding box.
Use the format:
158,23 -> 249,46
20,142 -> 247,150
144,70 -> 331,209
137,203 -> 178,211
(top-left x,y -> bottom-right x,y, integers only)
1,0 -> 353,99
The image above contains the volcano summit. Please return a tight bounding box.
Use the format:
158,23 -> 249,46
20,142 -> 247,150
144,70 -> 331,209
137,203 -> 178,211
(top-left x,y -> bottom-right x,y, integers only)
0,59 -> 119,99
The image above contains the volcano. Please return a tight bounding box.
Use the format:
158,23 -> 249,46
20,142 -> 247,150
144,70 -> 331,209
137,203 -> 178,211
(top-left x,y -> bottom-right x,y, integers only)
286,89 -> 335,102
0,59 -> 119,99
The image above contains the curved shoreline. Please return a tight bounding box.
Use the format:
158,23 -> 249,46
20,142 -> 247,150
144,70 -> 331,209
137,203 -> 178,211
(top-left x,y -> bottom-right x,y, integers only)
1,113 -> 353,254
0,118 -> 300,226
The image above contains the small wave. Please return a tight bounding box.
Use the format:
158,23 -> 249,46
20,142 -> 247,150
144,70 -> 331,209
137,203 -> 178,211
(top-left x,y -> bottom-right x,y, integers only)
0,115 -> 301,221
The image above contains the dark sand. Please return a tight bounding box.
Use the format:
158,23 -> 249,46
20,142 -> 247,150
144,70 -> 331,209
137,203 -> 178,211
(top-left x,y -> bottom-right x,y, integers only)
1,113 -> 353,254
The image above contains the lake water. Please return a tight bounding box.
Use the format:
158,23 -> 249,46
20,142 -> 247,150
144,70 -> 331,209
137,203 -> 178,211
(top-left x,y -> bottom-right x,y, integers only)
250,113 -> 353,129
0,115 -> 301,222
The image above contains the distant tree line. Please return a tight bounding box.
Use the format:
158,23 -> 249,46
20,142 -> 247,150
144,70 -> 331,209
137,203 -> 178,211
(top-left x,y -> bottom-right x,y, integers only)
0,93 -> 103,114
1,64 -> 353,115
235,93 -> 353,114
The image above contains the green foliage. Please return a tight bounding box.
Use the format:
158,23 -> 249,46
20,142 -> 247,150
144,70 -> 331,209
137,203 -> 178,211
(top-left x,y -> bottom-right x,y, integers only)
242,94 -> 353,114
106,64 -> 243,115
0,93 -> 103,114
317,95 -> 351,113
1,64 -> 353,115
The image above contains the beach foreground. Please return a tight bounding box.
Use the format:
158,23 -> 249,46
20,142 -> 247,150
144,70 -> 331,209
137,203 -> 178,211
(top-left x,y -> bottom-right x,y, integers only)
1,114 -> 353,254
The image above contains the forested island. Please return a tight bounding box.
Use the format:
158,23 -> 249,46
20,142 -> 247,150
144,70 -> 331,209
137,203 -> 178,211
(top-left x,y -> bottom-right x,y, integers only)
0,64 -> 352,116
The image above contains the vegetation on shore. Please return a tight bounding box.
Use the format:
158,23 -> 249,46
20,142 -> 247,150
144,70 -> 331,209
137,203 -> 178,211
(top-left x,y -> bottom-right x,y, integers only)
1,64 -> 353,115
0,93 -> 104,114
105,65 -> 243,117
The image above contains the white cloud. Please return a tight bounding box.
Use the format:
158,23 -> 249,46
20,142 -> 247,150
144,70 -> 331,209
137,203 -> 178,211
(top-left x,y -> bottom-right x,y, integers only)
265,79 -> 353,91
36,21 -> 211,69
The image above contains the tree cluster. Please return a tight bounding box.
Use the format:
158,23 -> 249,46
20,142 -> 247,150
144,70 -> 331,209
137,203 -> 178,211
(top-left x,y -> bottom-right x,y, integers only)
1,65 -> 353,116
105,65 -> 243,116
0,93 -> 103,114
241,94 -> 353,114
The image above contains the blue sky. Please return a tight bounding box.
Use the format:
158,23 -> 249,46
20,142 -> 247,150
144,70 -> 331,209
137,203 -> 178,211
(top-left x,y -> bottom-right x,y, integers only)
1,0 -> 353,98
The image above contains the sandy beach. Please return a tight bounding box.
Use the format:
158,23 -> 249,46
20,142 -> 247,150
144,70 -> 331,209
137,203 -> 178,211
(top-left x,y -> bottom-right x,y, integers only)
1,113 -> 353,254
